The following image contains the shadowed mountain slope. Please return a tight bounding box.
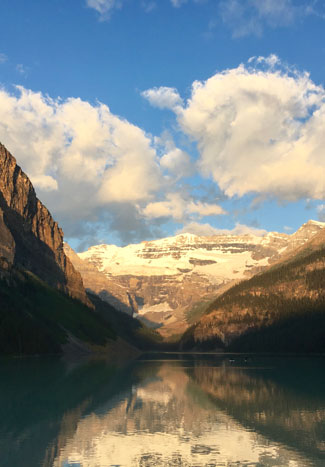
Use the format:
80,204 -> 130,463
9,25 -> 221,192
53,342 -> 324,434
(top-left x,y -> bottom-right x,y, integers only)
0,143 -> 159,355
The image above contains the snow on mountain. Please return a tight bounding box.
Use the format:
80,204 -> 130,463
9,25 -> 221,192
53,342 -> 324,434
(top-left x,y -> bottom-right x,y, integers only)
70,220 -> 325,337
79,232 -> 269,280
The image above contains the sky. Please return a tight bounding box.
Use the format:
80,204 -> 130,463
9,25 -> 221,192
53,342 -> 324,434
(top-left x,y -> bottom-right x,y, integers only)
0,0 -> 324,249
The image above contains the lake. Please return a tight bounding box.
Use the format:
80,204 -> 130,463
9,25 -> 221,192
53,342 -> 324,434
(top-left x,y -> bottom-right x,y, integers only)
0,354 -> 325,466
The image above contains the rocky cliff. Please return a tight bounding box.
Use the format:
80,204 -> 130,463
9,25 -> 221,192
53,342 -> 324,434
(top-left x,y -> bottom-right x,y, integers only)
0,143 -> 89,305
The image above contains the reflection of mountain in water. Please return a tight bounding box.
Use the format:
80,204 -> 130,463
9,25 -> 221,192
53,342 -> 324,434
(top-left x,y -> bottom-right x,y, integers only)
1,356 -> 325,466
52,357 -> 325,466
0,357 -> 135,467
190,358 -> 325,463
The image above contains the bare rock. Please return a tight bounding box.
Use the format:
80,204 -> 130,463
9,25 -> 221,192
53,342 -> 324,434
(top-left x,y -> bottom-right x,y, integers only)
0,143 -> 90,306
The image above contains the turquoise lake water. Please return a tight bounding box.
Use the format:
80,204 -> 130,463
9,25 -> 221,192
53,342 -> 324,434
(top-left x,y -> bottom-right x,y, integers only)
0,354 -> 325,466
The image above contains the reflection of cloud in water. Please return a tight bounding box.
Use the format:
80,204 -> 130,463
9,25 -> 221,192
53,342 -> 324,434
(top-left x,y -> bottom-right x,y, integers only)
53,363 -> 313,467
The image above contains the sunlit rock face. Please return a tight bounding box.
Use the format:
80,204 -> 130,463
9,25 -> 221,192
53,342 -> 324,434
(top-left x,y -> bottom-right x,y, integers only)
52,359 -> 324,467
0,143 -> 89,305
66,220 -> 325,335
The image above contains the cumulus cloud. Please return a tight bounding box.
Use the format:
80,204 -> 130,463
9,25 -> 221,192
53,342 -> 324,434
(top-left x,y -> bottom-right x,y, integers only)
0,85 -> 169,242
86,0 -> 122,19
220,0 -> 313,37
154,131 -> 194,177
141,86 -> 183,112
160,148 -> 193,177
0,86 -> 160,199
142,192 -> 226,221
148,56 -> 324,202
178,221 -> 267,237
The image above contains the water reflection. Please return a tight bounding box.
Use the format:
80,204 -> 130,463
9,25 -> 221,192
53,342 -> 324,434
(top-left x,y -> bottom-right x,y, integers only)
0,355 -> 325,466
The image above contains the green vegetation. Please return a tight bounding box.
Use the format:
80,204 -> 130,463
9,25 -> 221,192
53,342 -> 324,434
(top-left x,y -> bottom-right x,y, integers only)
1,241 -> 324,356
185,298 -> 214,325
179,323 -> 225,351
229,300 -> 325,352
0,270 -> 116,355
0,267 -> 178,356
180,245 -> 325,353
205,247 -> 325,314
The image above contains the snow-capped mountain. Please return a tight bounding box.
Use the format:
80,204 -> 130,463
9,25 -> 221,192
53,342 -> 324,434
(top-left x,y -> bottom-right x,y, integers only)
65,220 -> 325,337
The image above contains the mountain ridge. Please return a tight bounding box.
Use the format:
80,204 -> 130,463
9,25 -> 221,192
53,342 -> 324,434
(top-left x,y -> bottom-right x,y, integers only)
66,219 -> 325,336
0,142 -> 89,305
180,228 -> 325,352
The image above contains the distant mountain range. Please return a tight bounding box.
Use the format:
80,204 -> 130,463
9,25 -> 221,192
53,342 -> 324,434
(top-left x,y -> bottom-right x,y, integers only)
0,141 -> 324,355
66,220 -> 325,337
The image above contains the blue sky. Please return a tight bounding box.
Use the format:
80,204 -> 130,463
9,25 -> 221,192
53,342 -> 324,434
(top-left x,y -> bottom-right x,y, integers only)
0,0 -> 324,248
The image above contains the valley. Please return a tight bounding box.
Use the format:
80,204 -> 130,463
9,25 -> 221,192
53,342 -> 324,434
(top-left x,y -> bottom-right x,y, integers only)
66,220 -> 325,337
0,140 -> 324,355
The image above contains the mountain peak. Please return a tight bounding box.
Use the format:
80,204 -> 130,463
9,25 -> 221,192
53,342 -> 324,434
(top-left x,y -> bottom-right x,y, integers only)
305,219 -> 325,227
295,219 -> 325,234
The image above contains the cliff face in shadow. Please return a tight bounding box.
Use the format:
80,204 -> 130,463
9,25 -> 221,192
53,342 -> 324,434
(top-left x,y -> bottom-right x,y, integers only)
0,143 -> 89,305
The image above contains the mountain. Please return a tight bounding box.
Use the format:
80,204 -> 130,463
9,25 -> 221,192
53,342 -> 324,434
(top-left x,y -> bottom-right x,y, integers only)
0,143 -> 156,355
66,220 -> 325,337
180,229 -> 325,352
0,143 -> 89,305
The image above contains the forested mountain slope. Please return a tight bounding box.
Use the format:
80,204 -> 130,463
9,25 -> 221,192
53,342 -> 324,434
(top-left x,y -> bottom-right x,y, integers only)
180,230 -> 325,352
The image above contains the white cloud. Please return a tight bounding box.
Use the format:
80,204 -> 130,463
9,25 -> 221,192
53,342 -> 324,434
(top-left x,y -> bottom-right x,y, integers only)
0,53 -> 7,64
187,200 -> 226,217
31,174 -> 58,191
0,86 -> 166,241
160,148 -> 193,177
219,0 -> 313,37
179,221 -> 267,237
249,54 -> 280,68
177,222 -> 221,236
142,193 -> 185,220
160,57 -> 325,201
1,85 -> 221,245
86,0 -> 122,19
141,86 -> 183,111
142,192 -> 225,221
